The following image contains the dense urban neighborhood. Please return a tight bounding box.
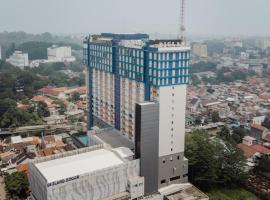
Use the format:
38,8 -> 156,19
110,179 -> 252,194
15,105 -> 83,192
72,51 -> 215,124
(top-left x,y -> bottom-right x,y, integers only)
1,0 -> 270,198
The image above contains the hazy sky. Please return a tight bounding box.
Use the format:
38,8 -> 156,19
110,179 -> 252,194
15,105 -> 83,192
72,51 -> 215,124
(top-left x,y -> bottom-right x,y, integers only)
0,0 -> 269,36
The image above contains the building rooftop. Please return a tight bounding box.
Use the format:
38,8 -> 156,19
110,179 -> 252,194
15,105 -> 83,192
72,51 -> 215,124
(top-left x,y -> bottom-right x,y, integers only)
35,148 -> 124,183
243,136 -> 256,141
101,33 -> 149,41
158,183 -> 209,200
94,128 -> 135,150
251,124 -> 267,132
113,147 -> 134,159
238,143 -> 270,157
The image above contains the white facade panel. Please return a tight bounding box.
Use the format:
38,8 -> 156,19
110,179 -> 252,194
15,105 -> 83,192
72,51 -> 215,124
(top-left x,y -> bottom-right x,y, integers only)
158,85 -> 186,157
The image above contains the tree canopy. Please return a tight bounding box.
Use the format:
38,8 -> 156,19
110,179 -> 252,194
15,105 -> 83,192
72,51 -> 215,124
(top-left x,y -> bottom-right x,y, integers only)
4,172 -> 29,199
211,111 -> 220,123
185,130 -> 247,191
190,61 -> 217,74
37,101 -> 50,118
17,41 -> 53,60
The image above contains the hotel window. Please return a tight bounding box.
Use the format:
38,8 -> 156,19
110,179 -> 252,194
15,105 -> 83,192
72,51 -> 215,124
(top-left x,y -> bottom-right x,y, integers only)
154,53 -> 157,60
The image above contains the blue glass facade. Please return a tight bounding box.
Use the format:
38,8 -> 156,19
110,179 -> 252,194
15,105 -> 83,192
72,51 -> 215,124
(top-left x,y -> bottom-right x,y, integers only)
147,50 -> 190,86
83,37 -> 190,87
83,33 -> 190,129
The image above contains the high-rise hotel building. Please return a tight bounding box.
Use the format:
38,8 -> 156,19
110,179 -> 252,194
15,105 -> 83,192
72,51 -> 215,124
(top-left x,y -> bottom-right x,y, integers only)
84,33 -> 190,192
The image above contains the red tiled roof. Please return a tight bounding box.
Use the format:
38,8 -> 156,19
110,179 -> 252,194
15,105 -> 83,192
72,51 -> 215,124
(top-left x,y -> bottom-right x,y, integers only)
238,144 -> 270,157
43,136 -> 56,144
238,144 -> 257,157
32,96 -> 54,106
38,86 -> 67,96
39,147 -> 56,157
16,164 -> 29,174
251,144 -> 270,154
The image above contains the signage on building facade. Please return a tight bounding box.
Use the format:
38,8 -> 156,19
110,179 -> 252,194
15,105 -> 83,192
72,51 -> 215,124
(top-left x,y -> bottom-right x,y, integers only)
47,175 -> 80,187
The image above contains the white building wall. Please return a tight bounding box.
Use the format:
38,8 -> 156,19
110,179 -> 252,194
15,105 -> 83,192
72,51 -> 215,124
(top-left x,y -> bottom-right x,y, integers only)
47,46 -> 75,62
29,162 -> 48,200
92,69 -> 115,127
158,85 -> 186,157
120,77 -> 144,141
6,51 -> 29,69
30,151 -> 143,200
46,165 -> 127,200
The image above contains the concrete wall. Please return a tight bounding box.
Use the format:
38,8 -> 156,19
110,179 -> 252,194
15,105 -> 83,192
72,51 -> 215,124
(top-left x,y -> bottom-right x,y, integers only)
29,162 -> 48,200
158,152 -> 188,189
135,102 -> 159,194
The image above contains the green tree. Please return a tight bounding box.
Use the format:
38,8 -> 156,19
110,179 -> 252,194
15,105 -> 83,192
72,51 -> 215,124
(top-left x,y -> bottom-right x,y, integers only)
194,117 -> 202,125
53,100 -> 66,115
207,88 -> 215,94
190,61 -> 217,73
0,107 -> 42,128
71,92 -> 81,102
37,102 -> 50,118
17,41 -> 53,60
4,172 -> 29,199
191,74 -> 201,85
212,111 -> 220,123
232,127 -> 247,144
185,130 -> 247,190
254,154 -> 270,178
217,141 -> 248,186
185,130 -> 222,190
0,98 -> 16,116
218,126 -> 231,141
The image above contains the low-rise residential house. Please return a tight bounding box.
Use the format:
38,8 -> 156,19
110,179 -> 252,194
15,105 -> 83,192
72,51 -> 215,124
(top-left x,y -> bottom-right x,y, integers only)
262,133 -> 270,143
250,124 -> 268,141
66,102 -> 84,117
243,136 -> 257,146
38,86 -> 68,98
40,135 -> 65,149
16,163 -> 29,175
238,143 -> 270,159
252,116 -> 266,125
0,151 -> 16,164
188,98 -> 202,113
43,115 -> 66,125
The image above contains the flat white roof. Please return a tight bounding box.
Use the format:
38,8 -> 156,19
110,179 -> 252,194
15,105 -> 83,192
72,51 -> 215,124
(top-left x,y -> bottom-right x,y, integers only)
35,149 -> 124,183
113,147 -> 134,159
11,136 -> 22,144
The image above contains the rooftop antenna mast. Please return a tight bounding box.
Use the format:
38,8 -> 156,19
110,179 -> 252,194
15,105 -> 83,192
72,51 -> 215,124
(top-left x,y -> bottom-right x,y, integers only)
179,0 -> 186,43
